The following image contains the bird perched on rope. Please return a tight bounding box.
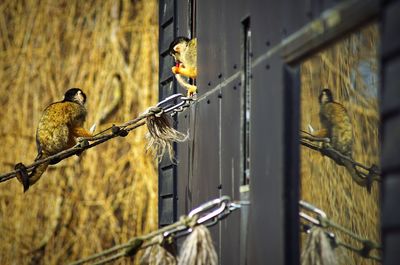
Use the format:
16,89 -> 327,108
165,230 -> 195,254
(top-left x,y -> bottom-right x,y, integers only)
169,37 -> 197,97
16,88 -> 93,192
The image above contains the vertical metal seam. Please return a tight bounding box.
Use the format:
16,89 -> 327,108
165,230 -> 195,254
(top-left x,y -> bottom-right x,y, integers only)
218,88 -> 223,264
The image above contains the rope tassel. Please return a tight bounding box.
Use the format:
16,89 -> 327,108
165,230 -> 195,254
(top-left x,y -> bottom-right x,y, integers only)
68,196 -> 238,265
140,236 -> 177,265
301,227 -> 338,265
178,225 -> 218,265
145,107 -> 188,161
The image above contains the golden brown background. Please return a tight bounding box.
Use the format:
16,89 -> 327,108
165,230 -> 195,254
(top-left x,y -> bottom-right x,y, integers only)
0,0 -> 158,264
300,24 -> 380,264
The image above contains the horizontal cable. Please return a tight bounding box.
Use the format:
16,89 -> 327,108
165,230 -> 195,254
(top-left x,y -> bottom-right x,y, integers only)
300,201 -> 381,261
0,94 -> 193,184
69,196 -> 242,265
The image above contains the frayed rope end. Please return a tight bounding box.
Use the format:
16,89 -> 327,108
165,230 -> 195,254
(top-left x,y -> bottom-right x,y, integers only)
178,225 -> 218,265
301,227 -> 339,265
146,111 -> 189,162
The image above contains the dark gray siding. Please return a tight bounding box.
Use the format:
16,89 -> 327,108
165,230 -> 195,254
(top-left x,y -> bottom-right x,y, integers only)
381,0 -> 400,264
159,0 -> 400,264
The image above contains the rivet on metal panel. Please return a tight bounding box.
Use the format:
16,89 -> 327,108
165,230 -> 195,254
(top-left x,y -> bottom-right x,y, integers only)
238,82 -> 242,86
233,64 -> 237,69
233,86 -> 237,90
265,64 -> 270,70
218,73 -> 222,79
265,41 -> 270,47
208,81 -> 211,86
207,99 -> 210,104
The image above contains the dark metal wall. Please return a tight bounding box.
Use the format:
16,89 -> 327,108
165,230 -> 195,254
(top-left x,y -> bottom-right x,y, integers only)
159,0 -> 400,264
158,0 -> 177,227
158,0 -> 192,227
381,0 -> 400,264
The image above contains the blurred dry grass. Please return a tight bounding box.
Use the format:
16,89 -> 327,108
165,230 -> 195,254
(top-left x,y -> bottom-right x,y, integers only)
300,23 -> 380,264
0,0 -> 158,264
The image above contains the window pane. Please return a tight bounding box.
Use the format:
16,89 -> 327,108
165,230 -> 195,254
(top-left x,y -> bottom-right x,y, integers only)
300,23 -> 381,265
